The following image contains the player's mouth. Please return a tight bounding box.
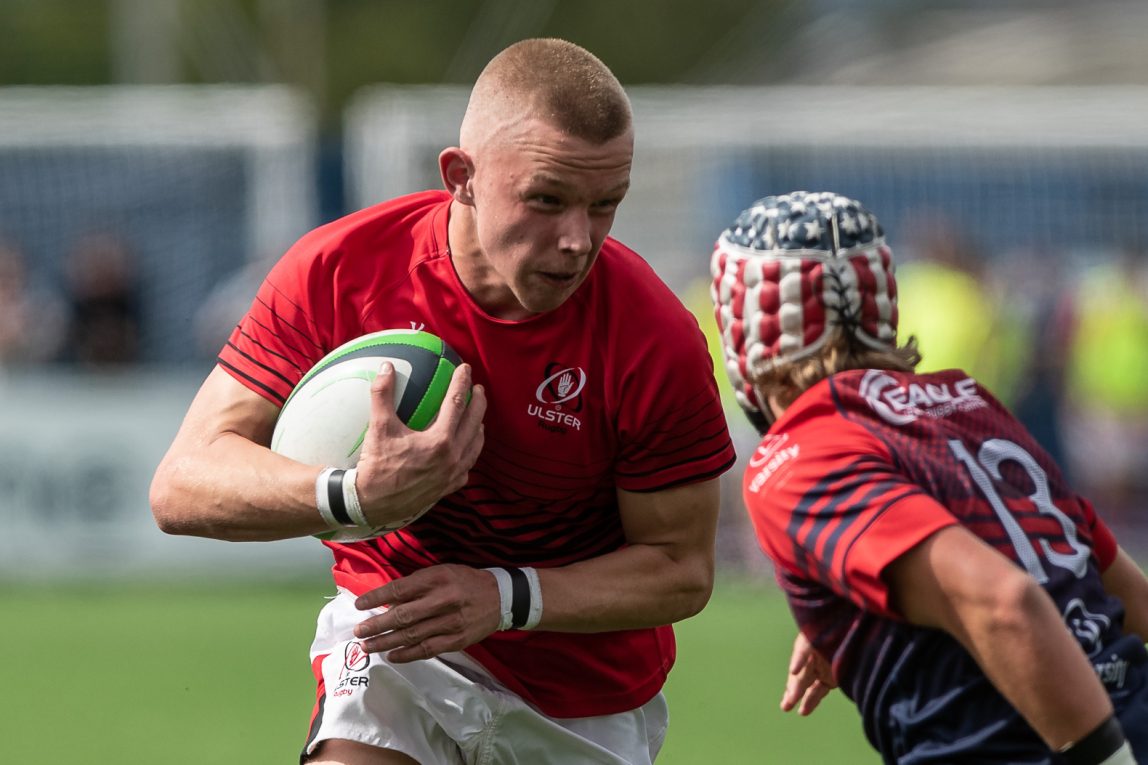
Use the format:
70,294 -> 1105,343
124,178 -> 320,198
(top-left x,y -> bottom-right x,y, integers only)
538,271 -> 579,286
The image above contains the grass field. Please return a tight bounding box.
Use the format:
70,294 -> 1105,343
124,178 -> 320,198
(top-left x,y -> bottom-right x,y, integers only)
0,577 -> 876,764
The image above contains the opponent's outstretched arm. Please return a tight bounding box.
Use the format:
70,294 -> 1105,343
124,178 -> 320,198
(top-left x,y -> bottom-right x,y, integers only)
887,525 -> 1119,754
149,363 -> 485,541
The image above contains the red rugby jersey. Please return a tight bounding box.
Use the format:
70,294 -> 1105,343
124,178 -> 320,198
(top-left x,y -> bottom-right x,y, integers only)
219,190 -> 736,717
743,368 -> 1118,700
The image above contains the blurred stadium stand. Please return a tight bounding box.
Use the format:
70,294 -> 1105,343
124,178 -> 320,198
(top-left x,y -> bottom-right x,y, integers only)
4,82 -> 1148,578
347,85 -> 1148,293
0,85 -> 318,365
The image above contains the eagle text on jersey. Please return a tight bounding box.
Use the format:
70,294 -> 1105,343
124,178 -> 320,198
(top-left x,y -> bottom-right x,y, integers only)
860,370 -> 986,425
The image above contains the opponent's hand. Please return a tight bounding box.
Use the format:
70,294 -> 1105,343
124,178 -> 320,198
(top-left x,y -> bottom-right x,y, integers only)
355,362 -> 486,527
781,631 -> 836,716
352,564 -> 502,662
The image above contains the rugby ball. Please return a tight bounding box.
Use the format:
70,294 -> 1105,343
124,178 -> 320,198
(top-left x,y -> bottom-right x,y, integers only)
271,329 -> 462,541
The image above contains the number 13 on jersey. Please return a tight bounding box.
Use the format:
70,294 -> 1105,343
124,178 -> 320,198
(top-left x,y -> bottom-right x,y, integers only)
949,437 -> 1090,583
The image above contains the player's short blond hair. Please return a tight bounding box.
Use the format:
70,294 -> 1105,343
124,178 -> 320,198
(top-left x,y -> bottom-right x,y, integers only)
753,325 -> 921,410
463,38 -> 631,145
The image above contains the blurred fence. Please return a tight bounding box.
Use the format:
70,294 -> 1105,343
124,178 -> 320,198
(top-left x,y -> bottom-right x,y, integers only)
4,84 -> 1148,578
347,85 -> 1148,292
0,85 -> 318,364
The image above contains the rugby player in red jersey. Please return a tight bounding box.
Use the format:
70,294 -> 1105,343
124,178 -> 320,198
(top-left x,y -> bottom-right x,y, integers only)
710,191 -> 1148,765
150,39 -> 734,764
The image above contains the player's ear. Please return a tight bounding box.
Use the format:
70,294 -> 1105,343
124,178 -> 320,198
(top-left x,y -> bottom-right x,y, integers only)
439,147 -> 475,205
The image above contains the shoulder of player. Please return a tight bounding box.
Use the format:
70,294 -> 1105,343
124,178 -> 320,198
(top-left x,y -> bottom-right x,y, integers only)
591,237 -> 698,330
747,386 -> 893,492
281,190 -> 450,272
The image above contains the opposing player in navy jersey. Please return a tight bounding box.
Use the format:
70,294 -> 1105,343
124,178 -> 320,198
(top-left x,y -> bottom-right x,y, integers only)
710,191 -> 1148,765
150,39 -> 734,764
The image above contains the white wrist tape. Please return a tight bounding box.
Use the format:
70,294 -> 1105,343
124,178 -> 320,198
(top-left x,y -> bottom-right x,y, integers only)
484,567 -> 515,631
341,468 -> 370,528
1098,742 -> 1137,765
483,567 -> 544,630
520,566 -> 543,630
315,467 -> 371,531
315,467 -> 344,528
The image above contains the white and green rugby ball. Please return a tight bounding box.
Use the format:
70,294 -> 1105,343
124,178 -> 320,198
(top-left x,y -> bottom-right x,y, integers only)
271,329 -> 462,541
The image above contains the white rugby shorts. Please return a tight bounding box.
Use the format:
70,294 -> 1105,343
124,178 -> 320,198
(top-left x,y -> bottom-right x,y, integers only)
301,589 -> 668,764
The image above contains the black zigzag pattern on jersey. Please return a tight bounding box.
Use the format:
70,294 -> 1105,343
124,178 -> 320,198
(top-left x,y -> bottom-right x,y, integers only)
468,452 -> 606,497
616,384 -> 730,464
786,457 -> 906,588
253,295 -> 323,351
635,454 -> 737,493
429,493 -> 620,564
224,339 -> 297,390
247,309 -> 319,357
826,482 -> 921,588
217,358 -> 285,404
444,491 -> 625,564
364,490 -> 626,572
370,527 -> 437,571
616,436 -> 732,481
235,325 -> 306,376
428,497 -> 623,567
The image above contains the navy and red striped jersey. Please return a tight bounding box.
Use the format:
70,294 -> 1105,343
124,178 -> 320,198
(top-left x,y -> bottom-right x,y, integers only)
219,190 -> 736,718
745,368 -> 1134,761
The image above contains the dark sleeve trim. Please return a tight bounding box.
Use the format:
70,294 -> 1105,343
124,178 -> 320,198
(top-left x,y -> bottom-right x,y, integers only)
620,454 -> 737,494
224,340 -> 298,390
217,358 -> 287,406
616,438 -> 734,479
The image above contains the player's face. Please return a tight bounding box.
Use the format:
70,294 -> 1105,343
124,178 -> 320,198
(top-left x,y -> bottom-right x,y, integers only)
468,117 -> 633,318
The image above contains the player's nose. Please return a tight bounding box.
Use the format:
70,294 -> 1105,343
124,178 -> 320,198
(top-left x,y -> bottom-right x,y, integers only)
556,208 -> 593,257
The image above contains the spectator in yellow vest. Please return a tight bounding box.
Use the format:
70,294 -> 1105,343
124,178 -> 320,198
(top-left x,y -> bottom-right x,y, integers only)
1064,249 -> 1148,518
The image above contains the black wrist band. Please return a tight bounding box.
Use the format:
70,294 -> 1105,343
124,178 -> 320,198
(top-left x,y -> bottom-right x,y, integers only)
1060,715 -> 1126,765
326,469 -> 353,526
507,567 -> 530,629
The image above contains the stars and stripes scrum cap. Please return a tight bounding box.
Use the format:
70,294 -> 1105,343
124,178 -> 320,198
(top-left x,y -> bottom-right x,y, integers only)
710,191 -> 899,418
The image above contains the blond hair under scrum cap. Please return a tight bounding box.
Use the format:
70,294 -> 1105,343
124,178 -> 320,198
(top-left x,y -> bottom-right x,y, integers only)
710,191 -> 900,421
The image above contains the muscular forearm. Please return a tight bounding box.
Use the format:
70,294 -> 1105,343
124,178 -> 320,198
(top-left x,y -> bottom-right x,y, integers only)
151,431 -> 328,541
951,574 -> 1114,751
351,543 -> 714,664
533,542 -> 714,632
151,363 -> 484,543
525,480 -> 721,633
352,479 -> 720,662
891,527 -> 1115,752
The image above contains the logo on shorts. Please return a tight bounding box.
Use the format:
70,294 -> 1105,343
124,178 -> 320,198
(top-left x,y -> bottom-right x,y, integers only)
344,641 -> 370,672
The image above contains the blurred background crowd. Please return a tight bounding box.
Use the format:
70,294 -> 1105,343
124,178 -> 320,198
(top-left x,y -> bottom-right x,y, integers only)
2,0 -> 1148,578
